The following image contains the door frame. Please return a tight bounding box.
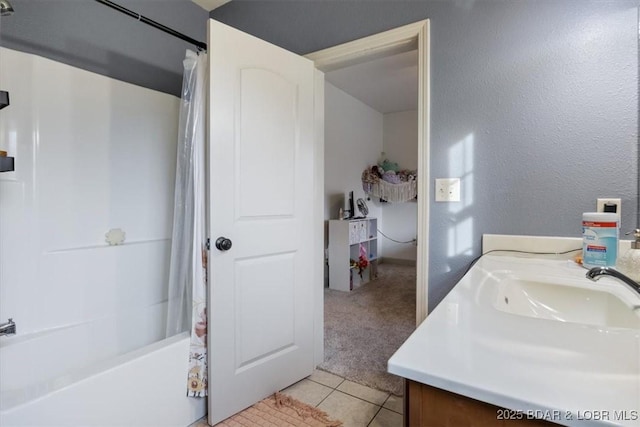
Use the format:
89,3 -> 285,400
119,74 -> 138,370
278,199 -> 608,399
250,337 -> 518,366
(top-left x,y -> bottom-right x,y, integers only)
306,20 -> 431,326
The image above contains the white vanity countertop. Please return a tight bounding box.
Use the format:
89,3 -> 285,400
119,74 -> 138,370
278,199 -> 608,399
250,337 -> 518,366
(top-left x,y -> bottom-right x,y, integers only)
388,255 -> 640,426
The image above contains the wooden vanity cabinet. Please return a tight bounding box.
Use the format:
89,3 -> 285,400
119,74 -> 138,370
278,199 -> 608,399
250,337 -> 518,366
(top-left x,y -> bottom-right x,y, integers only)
405,380 -> 557,427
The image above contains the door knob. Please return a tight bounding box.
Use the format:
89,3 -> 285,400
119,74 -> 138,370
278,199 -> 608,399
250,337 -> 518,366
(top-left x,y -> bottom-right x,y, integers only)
215,237 -> 232,251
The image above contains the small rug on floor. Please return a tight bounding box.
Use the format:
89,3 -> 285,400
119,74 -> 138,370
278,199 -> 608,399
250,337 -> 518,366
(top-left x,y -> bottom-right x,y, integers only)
214,392 -> 343,427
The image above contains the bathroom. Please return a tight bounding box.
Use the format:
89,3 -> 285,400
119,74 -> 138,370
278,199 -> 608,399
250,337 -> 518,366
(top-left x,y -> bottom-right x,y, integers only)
1,0 -> 638,426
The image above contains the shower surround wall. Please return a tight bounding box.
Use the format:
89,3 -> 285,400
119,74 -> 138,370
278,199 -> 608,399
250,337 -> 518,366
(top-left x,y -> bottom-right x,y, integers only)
0,47 -> 205,426
0,45 -> 176,345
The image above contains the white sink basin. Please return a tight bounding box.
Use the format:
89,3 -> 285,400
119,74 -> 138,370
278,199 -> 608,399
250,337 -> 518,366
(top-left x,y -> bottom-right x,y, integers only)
493,277 -> 640,329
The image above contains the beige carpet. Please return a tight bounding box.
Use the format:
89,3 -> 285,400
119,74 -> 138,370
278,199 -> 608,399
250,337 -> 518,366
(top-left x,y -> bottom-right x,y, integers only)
320,263 -> 416,396
215,393 -> 343,427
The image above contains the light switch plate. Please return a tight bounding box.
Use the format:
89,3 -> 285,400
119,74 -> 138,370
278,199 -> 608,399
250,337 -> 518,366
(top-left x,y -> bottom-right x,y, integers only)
435,178 -> 461,202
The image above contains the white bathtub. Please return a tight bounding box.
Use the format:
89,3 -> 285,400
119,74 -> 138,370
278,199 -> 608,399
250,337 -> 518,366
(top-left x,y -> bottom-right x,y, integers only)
0,304 -> 206,427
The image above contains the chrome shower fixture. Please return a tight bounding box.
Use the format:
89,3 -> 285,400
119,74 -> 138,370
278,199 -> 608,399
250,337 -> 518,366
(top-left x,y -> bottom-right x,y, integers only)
0,0 -> 14,16
0,318 -> 16,336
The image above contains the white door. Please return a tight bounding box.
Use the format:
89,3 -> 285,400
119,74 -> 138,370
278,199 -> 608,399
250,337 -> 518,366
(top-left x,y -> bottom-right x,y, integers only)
207,20 -> 318,425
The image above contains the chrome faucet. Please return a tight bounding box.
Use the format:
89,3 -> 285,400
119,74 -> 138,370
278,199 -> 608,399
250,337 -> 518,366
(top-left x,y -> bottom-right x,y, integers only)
586,267 -> 640,295
0,318 -> 16,336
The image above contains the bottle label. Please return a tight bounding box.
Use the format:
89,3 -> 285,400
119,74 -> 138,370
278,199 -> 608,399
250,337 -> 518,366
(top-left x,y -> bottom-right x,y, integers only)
582,221 -> 617,228
582,221 -> 618,267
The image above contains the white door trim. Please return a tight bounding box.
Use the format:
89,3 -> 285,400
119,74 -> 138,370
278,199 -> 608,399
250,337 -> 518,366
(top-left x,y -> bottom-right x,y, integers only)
312,69 -> 325,366
305,19 -> 431,325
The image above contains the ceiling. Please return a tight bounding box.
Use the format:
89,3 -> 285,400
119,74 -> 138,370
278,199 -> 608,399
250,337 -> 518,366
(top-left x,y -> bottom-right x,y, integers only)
325,49 -> 418,114
191,0 -> 417,114
191,0 -> 232,12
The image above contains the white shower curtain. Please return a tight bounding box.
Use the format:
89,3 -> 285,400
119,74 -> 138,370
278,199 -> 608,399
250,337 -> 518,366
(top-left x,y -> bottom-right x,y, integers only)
166,49 -> 208,397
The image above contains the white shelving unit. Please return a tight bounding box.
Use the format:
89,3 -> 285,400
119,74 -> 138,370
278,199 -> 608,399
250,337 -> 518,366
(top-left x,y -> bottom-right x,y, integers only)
328,218 -> 378,291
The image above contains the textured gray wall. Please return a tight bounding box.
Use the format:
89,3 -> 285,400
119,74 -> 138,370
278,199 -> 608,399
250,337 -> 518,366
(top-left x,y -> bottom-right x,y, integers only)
212,0 -> 640,310
0,0 -> 209,96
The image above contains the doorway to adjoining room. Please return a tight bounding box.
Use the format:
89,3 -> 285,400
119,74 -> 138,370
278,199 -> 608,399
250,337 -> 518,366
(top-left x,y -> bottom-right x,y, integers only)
320,46 -> 420,397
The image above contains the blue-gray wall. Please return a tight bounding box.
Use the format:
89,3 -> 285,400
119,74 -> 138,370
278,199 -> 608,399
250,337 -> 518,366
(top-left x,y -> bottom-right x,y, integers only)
0,0 -> 209,96
212,0 -> 639,310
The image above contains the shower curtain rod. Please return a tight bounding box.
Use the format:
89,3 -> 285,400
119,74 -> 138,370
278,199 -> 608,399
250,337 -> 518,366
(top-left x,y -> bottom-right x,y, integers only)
94,0 -> 207,51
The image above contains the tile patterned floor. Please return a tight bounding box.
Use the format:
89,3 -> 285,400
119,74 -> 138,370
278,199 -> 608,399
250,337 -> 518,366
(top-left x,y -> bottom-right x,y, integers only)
189,369 -> 403,427
284,370 -> 403,427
